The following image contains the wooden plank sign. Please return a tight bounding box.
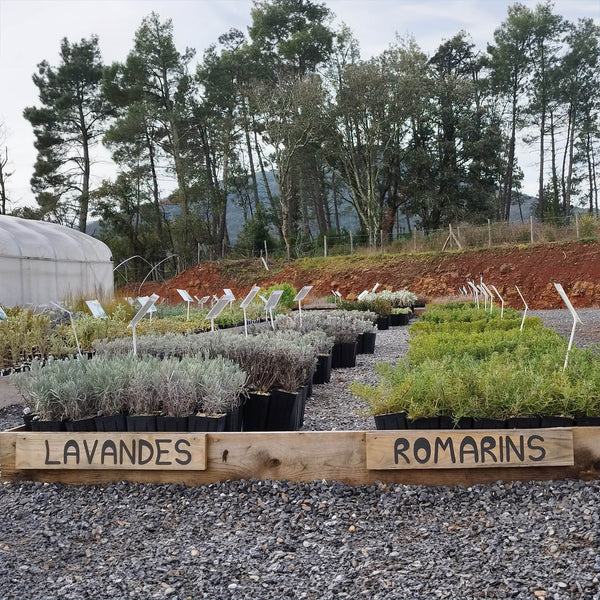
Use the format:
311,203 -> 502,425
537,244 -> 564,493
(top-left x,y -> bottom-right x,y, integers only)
15,433 -> 207,471
366,429 -> 574,470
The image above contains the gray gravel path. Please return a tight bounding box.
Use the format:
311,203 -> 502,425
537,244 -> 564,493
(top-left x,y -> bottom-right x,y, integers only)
1,318 -> 599,600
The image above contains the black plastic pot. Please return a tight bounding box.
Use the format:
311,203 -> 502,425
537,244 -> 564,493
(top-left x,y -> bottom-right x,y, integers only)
506,416 -> 540,429
126,415 -> 158,432
313,353 -> 333,384
331,342 -> 358,369
268,388 -> 302,431
242,391 -> 272,431
540,416 -> 574,428
95,414 -> 127,432
454,417 -> 474,429
574,416 -> 600,426
472,418 -> 506,429
156,416 -> 189,432
22,412 -> 36,431
438,415 -> 455,430
65,417 -> 97,432
408,416 -> 440,430
374,412 -> 408,430
225,406 -> 243,432
356,333 -> 364,354
361,332 -> 376,354
389,313 -> 401,327
31,419 -> 66,432
187,414 -> 227,432
376,316 -> 390,330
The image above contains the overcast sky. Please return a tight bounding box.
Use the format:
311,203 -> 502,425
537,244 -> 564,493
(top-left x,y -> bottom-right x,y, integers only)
1,0 -> 599,210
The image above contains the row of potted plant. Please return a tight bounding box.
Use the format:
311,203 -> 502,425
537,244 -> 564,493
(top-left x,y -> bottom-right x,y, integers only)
91,328 -> 338,431
338,289 -> 418,330
16,355 -> 247,432
273,310 -> 378,368
351,302 -> 600,429
0,291 -> 285,372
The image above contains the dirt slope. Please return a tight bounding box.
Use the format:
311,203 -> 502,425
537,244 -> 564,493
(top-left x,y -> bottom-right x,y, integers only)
132,241 -> 600,310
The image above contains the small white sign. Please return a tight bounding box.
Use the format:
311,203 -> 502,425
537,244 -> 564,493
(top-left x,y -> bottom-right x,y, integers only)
357,290 -> 369,301
177,289 -> 194,303
372,283 -> 380,292
86,300 -> 108,319
240,286 -> 261,309
294,286 -> 313,302
264,290 -> 284,311
0,306 -> 7,321
206,296 -> 231,321
223,288 -> 235,300
136,296 -> 157,314
128,294 -> 160,329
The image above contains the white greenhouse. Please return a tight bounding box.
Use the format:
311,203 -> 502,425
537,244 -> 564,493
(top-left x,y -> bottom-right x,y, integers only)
0,216 -> 114,307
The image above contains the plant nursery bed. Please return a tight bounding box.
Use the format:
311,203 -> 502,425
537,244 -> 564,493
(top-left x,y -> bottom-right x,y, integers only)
1,426 -> 599,487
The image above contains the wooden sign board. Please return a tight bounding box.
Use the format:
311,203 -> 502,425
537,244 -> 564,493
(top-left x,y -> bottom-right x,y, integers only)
366,429 -> 574,470
15,433 -> 207,471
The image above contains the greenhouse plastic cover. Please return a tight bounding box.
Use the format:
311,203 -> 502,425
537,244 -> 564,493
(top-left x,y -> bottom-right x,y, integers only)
0,216 -> 114,307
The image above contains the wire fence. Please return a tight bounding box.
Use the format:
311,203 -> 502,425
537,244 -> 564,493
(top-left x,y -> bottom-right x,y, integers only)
227,213 -> 599,261
114,213 -> 599,289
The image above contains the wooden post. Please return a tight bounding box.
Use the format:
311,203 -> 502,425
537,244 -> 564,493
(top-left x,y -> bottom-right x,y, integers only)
380,229 -> 384,254
413,229 -> 417,252
488,219 -> 492,247
324,235 -> 327,258
264,239 -> 268,262
575,213 -> 579,239
349,232 -> 353,255
530,216 -> 534,244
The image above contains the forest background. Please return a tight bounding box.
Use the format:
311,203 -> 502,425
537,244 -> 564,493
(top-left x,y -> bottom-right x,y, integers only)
0,0 -> 598,275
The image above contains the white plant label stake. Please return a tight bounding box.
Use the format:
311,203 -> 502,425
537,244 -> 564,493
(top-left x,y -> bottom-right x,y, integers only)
51,302 -> 83,357
177,289 -> 194,321
240,285 -> 261,336
0,306 -> 7,321
357,290 -> 369,301
554,283 -> 582,372
467,281 -> 479,309
490,285 -> 504,319
195,295 -> 210,310
223,288 -> 235,308
205,295 -> 232,332
136,296 -> 157,320
515,285 -> 528,332
264,290 -> 284,330
85,300 -> 108,319
128,294 -> 159,356
294,285 -> 313,327
482,283 -> 495,313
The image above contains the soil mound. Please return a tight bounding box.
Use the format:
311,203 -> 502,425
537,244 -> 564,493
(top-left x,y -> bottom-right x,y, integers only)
127,241 -> 600,310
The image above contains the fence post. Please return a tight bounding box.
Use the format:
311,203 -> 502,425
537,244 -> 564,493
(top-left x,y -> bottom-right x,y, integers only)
349,232 -> 353,255
264,239 -> 268,262
380,229 -> 384,254
530,216 -> 534,244
575,213 -> 579,239
488,219 -> 491,247
413,229 -> 417,252
324,235 -> 327,258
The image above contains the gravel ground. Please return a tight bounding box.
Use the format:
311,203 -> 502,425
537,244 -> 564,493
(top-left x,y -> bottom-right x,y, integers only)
1,316 -> 600,600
